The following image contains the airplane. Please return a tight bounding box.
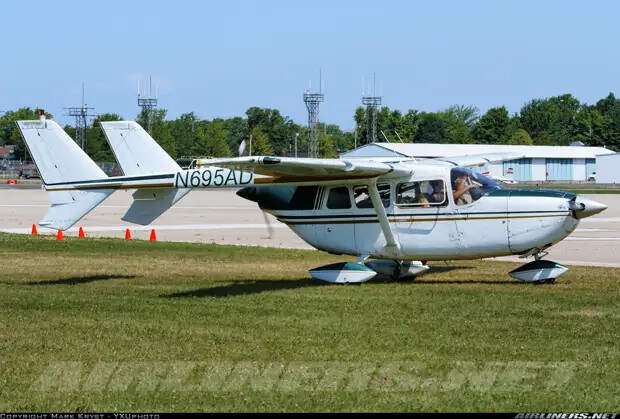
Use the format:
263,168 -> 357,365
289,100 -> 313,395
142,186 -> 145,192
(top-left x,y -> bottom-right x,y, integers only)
16,112 -> 608,284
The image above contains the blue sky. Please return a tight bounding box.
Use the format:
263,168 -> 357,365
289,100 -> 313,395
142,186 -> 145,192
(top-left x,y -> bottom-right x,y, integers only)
1,0 -> 619,130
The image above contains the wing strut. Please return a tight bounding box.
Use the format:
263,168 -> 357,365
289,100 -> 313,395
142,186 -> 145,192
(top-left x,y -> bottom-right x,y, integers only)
368,181 -> 400,256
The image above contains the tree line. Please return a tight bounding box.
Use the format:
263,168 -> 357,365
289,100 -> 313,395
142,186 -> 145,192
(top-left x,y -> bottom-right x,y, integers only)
1,92 -> 618,162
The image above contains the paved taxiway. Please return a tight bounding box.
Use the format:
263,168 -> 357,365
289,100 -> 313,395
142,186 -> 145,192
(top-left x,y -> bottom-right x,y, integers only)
0,187 -> 618,267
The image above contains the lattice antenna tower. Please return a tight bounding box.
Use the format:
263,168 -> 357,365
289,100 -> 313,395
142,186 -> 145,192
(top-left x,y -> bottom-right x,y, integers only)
138,75 -> 158,134
65,83 -> 96,150
361,73 -> 381,143
303,70 -> 325,158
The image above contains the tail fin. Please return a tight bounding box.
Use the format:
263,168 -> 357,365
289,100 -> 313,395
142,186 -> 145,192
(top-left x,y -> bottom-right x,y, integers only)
100,121 -> 189,225
16,118 -> 114,230
100,121 -> 180,175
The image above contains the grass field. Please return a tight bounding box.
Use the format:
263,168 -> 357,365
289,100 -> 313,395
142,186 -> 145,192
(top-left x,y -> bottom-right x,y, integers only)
0,232 -> 618,412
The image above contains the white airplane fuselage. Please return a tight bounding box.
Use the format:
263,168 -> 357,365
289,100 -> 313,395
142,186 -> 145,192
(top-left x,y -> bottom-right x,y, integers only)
238,164 -> 601,261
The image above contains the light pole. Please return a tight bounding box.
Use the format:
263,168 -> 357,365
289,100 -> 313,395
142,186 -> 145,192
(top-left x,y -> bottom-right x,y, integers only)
295,133 -> 299,157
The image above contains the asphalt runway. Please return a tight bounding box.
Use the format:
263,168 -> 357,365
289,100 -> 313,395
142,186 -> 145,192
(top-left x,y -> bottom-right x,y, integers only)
1,186 -> 618,268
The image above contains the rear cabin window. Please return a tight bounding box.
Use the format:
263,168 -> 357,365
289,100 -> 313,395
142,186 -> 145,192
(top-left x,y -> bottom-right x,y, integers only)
396,180 -> 447,207
326,187 -> 351,209
353,184 -> 391,209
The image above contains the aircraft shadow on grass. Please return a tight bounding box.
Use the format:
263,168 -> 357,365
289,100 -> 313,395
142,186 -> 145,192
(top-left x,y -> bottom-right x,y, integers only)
160,265 -> 522,298
24,274 -> 136,286
392,266 -> 523,285
161,278 -> 328,299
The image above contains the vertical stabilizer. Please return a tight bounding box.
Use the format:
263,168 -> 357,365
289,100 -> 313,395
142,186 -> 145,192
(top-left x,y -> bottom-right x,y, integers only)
16,117 -> 113,230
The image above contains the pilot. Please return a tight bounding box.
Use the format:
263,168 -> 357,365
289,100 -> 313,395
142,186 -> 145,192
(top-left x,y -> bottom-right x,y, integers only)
414,183 -> 429,207
426,180 -> 445,205
452,172 -> 474,205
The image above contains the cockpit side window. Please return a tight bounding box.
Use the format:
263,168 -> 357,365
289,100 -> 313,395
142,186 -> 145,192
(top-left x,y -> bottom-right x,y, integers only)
396,180 -> 447,207
450,168 -> 501,206
353,184 -> 390,209
326,186 -> 351,209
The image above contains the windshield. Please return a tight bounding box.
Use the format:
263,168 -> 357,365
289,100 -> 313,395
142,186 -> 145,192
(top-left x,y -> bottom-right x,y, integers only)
450,168 -> 501,205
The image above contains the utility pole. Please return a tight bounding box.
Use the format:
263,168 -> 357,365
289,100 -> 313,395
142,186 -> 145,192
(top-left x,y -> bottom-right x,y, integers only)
137,75 -> 158,134
361,73 -> 381,144
303,70 -> 325,158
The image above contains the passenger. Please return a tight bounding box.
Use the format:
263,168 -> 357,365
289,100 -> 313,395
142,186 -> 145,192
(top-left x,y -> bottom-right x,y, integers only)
426,181 -> 446,205
452,172 -> 473,205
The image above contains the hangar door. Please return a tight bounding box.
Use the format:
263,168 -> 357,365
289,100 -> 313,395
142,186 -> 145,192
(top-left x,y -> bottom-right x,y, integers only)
586,159 -> 596,180
546,159 -> 573,181
503,158 -> 532,181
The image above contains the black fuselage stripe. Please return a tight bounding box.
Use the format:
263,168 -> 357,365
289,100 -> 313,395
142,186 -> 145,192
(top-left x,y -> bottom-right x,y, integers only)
274,210 -> 570,220
44,173 -> 175,186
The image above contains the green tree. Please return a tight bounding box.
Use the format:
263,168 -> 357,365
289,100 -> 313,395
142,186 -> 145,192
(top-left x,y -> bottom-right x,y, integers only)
572,107 -> 605,146
400,110 -> 420,142
223,117 -> 249,154
170,112 -> 200,156
318,131 -> 337,158
472,106 -> 511,144
440,105 -> 479,143
506,128 -> 534,145
354,106 -> 367,144
595,93 -> 620,150
246,107 -> 298,155
414,112 -> 447,143
0,107 -> 52,160
519,94 -> 581,145
249,127 -> 274,155
196,120 -> 231,157
87,113 -> 123,161
138,109 -> 176,157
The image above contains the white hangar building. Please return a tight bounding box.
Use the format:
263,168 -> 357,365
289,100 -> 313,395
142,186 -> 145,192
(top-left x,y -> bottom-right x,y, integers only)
341,143 -> 615,182
596,153 -> 620,183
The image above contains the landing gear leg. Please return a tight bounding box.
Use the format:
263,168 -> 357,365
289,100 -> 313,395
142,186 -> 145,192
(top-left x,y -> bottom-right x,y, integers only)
355,254 -> 370,265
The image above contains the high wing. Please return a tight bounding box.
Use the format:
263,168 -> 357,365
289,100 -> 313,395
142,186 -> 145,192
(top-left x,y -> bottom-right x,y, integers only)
431,152 -> 526,167
198,156 -> 411,181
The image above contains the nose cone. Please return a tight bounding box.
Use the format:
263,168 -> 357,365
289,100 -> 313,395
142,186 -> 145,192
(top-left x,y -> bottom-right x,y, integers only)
573,197 -> 608,219
236,187 -> 258,203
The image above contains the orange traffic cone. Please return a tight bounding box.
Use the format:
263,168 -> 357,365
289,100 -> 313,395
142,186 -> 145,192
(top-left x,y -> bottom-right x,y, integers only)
31,224 -> 38,235
78,226 -> 85,239
56,230 -> 64,241
125,228 -> 132,240
149,229 -> 157,242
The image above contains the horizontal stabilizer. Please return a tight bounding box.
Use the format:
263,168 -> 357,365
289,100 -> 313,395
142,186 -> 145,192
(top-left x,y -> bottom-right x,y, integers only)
122,188 -> 190,225
41,189 -> 114,231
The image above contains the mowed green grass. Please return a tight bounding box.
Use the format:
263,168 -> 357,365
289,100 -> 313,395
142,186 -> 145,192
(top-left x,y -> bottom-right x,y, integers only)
0,233 -> 618,412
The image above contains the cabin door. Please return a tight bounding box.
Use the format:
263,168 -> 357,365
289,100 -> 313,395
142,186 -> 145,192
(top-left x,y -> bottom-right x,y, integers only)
314,186 -> 357,255
352,183 -> 396,255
